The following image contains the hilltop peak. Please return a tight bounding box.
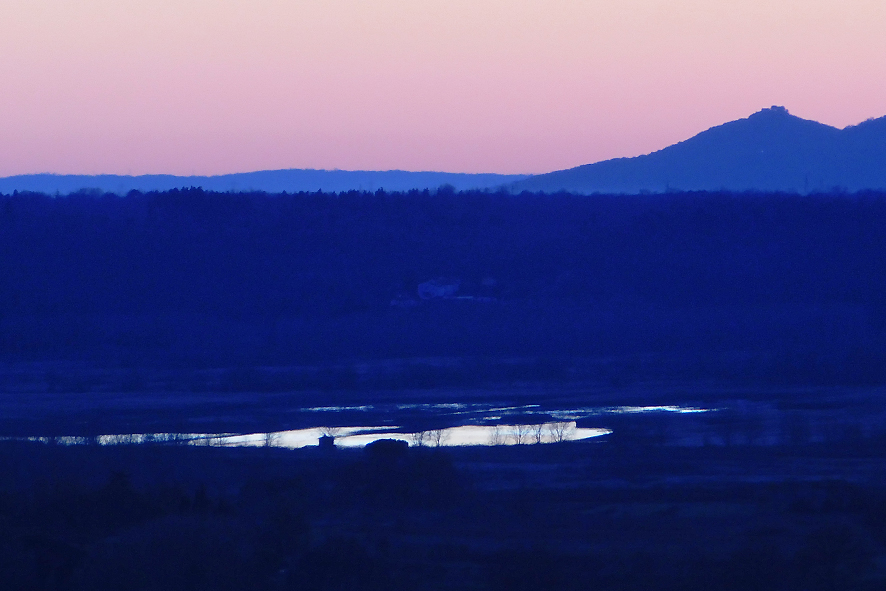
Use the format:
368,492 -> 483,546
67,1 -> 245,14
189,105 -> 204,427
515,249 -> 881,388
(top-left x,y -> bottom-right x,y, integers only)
740,105 -> 823,129
513,107 -> 886,194
755,105 -> 790,116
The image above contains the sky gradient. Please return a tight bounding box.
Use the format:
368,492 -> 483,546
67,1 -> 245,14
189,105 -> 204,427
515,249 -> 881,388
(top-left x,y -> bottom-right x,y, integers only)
2,0 -> 885,176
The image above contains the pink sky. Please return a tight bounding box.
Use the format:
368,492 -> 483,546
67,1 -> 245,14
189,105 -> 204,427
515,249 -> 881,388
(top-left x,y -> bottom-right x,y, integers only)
1,0 -> 884,176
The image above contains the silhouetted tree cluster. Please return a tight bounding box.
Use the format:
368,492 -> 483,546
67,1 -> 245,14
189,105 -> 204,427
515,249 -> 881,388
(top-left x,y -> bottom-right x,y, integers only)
2,188 -> 886,382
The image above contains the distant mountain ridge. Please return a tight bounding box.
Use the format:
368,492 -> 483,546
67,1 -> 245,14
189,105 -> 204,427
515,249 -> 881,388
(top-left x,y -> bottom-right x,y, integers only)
5,107 -> 885,196
512,106 -> 886,194
0,169 -> 529,196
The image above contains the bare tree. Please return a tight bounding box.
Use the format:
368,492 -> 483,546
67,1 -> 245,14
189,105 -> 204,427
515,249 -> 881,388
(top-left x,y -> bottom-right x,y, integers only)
427,428 -> 448,447
409,430 -> 428,447
319,426 -> 343,438
166,432 -> 190,446
263,432 -> 281,447
548,421 -> 575,443
511,424 -> 531,445
205,435 -> 226,447
489,425 -> 504,446
532,423 -> 545,444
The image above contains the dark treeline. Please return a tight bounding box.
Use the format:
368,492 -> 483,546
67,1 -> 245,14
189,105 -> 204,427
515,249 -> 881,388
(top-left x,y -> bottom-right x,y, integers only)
2,187 -> 886,382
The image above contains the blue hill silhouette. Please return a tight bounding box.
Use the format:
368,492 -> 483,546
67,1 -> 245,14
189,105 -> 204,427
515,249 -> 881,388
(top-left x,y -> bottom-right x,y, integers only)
0,168 -> 528,196
512,106 -> 886,194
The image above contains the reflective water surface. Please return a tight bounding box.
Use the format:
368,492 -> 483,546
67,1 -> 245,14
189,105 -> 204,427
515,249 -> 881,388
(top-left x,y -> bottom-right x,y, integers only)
4,404 -> 713,449
7,422 -> 610,449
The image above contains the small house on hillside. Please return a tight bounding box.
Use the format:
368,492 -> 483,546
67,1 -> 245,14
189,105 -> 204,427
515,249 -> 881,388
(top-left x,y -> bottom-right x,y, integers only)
417,278 -> 460,300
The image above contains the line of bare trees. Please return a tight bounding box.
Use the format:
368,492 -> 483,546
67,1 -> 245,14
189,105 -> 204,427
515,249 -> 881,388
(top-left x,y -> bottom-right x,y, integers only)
411,422 -> 576,447
410,422 -> 576,447
410,429 -> 449,447
29,432 -> 206,446
505,421 -> 575,445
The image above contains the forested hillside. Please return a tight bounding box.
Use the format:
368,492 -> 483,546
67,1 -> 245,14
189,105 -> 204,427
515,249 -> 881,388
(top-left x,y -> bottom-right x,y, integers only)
2,188 -> 885,383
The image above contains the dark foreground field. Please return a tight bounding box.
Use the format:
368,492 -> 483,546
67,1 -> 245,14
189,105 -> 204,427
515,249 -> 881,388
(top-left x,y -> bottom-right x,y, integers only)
3,433 -> 886,590
2,380 -> 886,591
